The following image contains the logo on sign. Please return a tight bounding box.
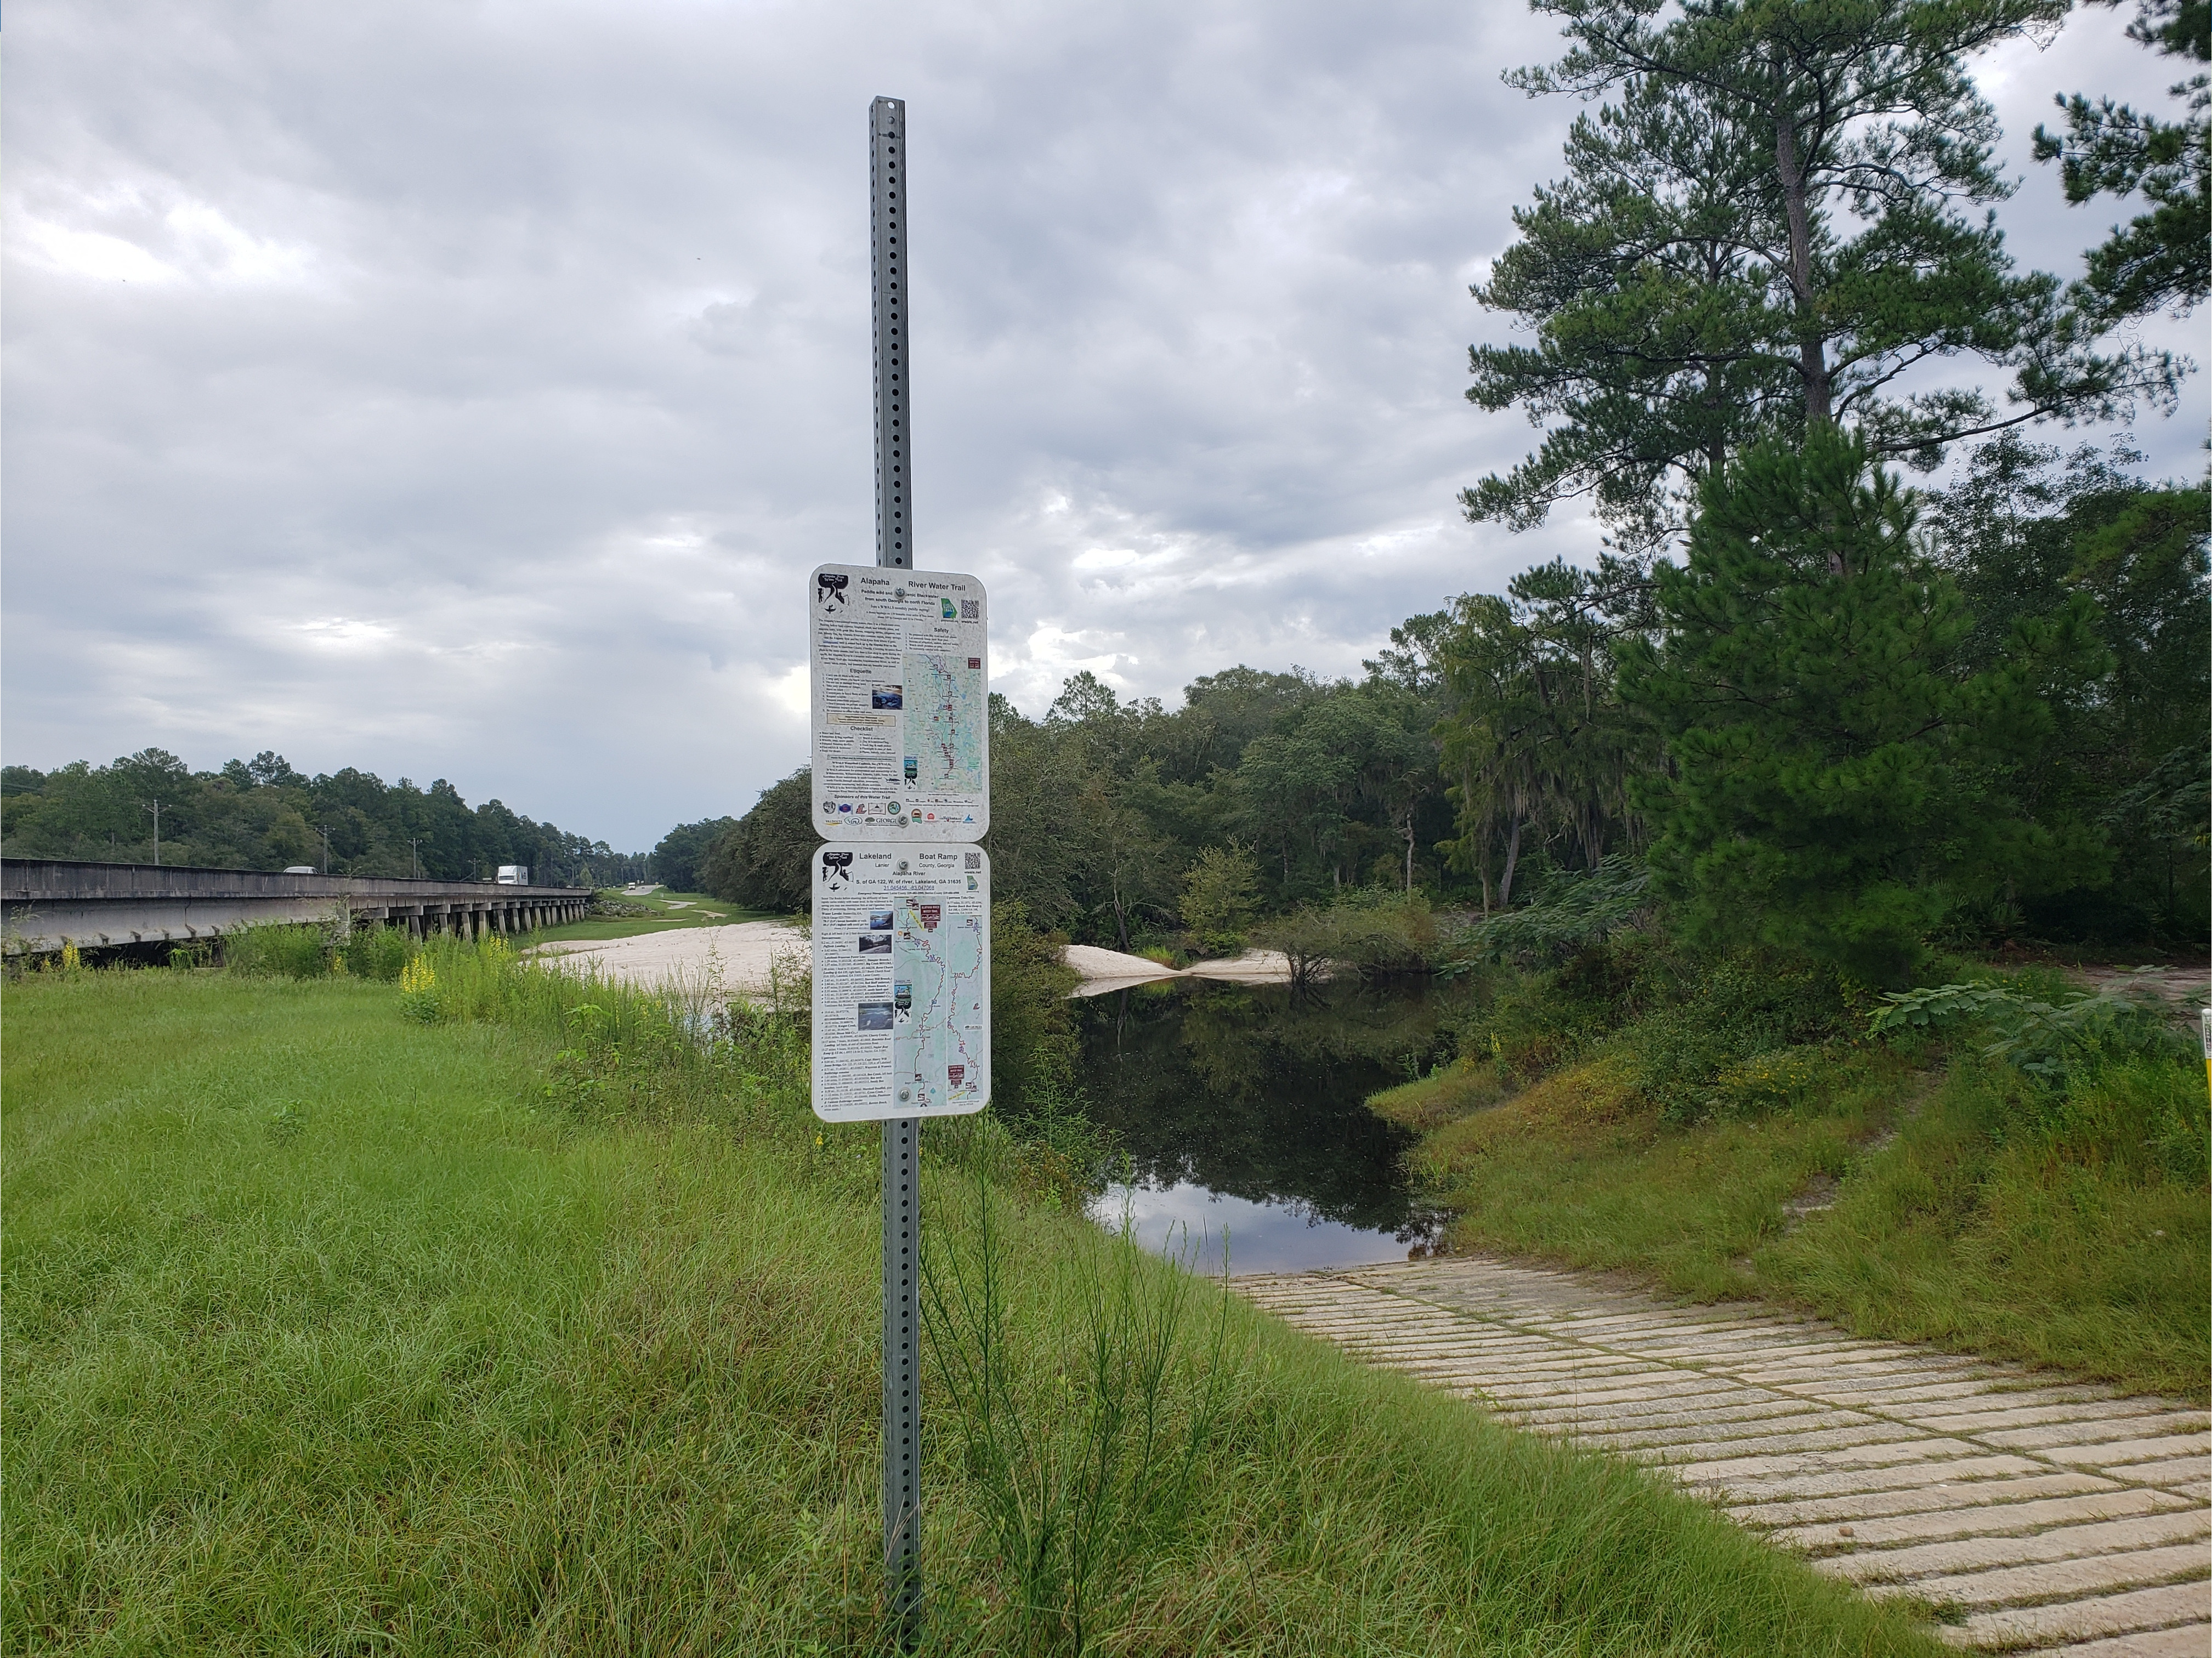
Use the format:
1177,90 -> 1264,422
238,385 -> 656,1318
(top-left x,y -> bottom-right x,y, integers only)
815,571 -> 849,612
820,849 -> 853,889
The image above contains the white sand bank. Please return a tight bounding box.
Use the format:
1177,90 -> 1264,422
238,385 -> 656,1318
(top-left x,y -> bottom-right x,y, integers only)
531,920 -> 807,997
529,922 -> 1293,1002
1060,944 -> 1295,998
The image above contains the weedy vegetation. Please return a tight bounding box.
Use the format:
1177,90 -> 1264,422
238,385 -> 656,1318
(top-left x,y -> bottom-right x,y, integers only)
1374,925 -> 2209,1400
2,938 -> 1950,1655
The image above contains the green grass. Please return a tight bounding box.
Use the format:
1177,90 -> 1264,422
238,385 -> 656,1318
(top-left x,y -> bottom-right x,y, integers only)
1381,1041 -> 2210,1400
1380,1050 -> 1901,1301
2,964 -> 1949,1655
1761,1054 -> 2210,1399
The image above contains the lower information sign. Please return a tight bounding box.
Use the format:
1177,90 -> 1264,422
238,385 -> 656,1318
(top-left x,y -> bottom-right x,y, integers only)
811,843 -> 991,1122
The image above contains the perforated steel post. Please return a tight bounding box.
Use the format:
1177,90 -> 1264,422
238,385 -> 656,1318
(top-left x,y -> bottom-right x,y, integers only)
880,1112 -> 921,1638
871,93 -> 923,1644
874,95 -> 912,575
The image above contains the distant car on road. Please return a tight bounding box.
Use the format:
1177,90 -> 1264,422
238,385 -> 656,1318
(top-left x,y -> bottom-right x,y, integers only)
282,866 -> 315,874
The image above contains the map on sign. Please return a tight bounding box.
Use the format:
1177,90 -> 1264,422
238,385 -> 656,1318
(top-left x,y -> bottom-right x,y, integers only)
810,844 -> 989,1122
809,564 -> 988,839
893,894 -> 986,1111
904,651 -> 984,796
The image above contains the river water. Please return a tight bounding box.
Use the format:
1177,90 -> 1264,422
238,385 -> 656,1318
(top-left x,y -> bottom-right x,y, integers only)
1073,978 -> 1449,1274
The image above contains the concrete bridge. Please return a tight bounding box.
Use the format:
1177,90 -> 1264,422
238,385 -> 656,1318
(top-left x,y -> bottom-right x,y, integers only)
1,859 -> 594,956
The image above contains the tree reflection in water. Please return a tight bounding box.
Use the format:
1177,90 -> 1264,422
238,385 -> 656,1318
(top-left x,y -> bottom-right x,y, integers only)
1075,979 -> 1448,1268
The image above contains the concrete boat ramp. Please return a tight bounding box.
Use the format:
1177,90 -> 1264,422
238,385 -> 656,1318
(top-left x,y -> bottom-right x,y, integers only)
1241,1259 -> 2210,1655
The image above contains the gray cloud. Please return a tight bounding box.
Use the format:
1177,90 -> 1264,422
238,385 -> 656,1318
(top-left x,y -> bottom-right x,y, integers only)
5,0 -> 2199,847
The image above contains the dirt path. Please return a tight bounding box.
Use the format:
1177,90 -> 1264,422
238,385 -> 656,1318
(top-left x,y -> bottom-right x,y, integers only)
2067,965 -> 2210,1011
1240,1259 -> 2209,1655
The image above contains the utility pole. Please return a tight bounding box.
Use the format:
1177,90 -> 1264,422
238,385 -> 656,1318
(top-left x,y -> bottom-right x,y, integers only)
871,93 -> 922,1646
409,837 -> 421,880
320,824 -> 331,875
141,800 -> 163,866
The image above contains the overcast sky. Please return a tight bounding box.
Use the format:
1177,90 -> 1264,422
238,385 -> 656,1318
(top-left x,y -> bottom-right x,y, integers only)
6,1 -> 2202,850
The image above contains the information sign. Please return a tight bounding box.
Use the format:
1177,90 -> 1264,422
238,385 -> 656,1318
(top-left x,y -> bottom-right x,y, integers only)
810,563 -> 989,840
811,843 -> 990,1122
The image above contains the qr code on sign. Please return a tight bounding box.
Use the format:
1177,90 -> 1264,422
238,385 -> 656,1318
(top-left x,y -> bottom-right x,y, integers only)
960,599 -> 979,620
965,852 -> 981,870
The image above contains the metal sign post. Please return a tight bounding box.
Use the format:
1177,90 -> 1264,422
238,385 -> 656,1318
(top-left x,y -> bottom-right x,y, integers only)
804,94 -> 988,1645
870,92 -> 922,1644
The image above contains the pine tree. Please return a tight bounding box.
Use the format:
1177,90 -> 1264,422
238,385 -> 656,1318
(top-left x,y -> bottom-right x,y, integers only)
2033,0 -> 2209,322
1619,427 -> 2104,983
1466,0 -> 2181,554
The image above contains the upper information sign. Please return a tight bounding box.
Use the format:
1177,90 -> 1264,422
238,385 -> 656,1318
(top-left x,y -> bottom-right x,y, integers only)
810,564 -> 988,840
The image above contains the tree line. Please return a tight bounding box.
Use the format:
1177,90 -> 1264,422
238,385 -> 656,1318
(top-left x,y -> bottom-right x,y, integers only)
0,749 -> 645,887
682,420 -> 2202,976
681,0 -> 2207,981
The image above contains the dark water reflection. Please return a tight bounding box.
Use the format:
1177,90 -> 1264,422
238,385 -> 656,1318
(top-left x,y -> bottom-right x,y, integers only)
1074,979 -> 1449,1274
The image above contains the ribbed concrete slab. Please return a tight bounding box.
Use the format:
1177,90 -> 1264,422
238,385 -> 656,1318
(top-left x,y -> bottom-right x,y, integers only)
1767,1488 -> 2200,1552
2044,1624 -> 2212,1657
1741,1475 -> 2136,1535
1827,1515 -> 2211,1588
1239,1257 -> 2210,1655
1948,1583 -> 2212,1649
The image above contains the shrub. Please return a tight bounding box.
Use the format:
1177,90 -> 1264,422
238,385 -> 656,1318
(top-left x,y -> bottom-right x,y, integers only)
923,1174 -> 1239,1653
1255,888 -> 1435,984
1626,951 -> 1851,1122
1442,854 -> 1652,968
339,923 -> 413,981
1450,939 -> 1646,1084
1447,940 -> 1855,1123
1870,972 -> 2190,1078
1710,1044 -> 1829,1116
398,953 -> 440,1022
1178,842 -> 1260,956
224,922 -> 333,979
